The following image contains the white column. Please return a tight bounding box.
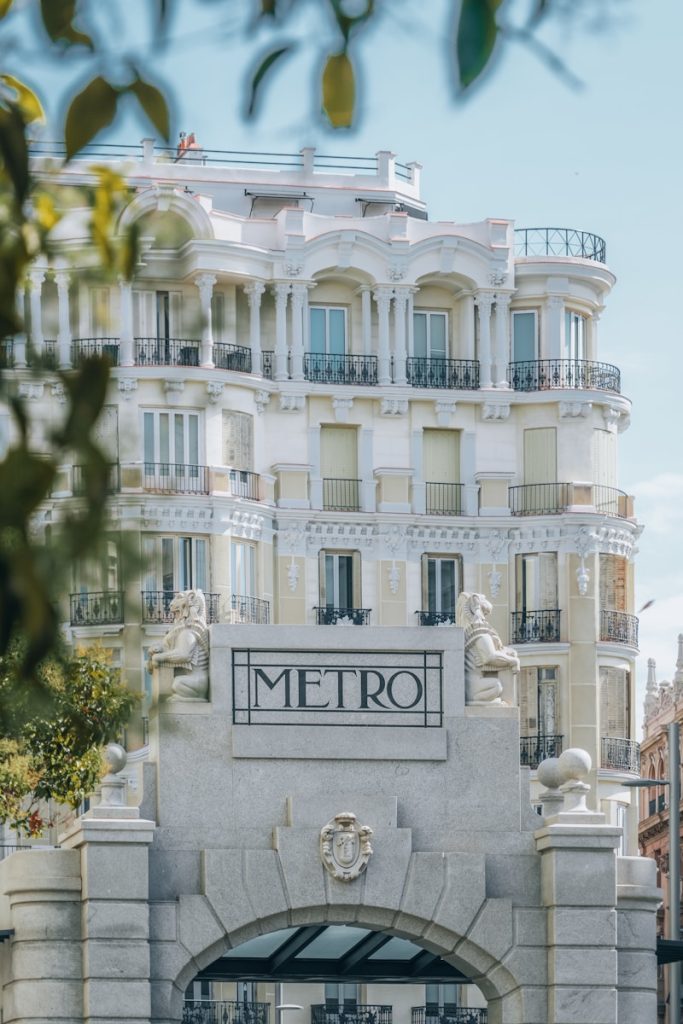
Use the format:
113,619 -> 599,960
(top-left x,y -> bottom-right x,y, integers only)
474,291 -> 494,388
392,286 -> 410,385
407,289 -> 415,357
360,287 -> 372,356
373,286 -> 393,385
14,284 -> 27,368
28,268 -> 45,355
494,291 -> 512,387
290,282 -> 308,381
459,292 -> 475,360
195,274 -> 217,368
273,282 -> 290,381
119,279 -> 134,366
590,309 -> 601,361
545,294 -> 564,360
54,270 -> 72,369
244,281 -> 265,374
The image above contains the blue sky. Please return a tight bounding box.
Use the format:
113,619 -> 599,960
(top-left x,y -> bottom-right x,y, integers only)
15,0 -> 683,716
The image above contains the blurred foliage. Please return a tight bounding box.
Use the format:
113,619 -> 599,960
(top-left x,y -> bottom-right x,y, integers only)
0,643 -> 137,835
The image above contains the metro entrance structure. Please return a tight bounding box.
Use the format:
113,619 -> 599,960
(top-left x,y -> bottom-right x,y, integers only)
0,624 -> 659,1023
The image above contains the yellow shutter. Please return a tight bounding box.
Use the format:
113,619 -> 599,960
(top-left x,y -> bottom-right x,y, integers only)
599,554 -> 627,611
600,666 -> 629,737
519,667 -> 537,735
423,429 -> 460,483
592,429 -> 617,488
321,427 -> 358,479
523,428 -> 557,485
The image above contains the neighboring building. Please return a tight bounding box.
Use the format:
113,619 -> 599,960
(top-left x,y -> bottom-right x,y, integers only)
638,637 -> 683,1019
1,138 -> 641,835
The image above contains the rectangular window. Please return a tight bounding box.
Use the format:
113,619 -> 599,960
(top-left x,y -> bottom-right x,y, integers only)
512,310 -> 537,362
423,555 -> 462,616
319,550 -> 361,611
73,538 -> 120,593
231,542 -> 256,597
523,427 -> 557,485
143,535 -> 208,593
600,665 -> 630,738
425,984 -> 458,1012
324,984 -> 358,1011
143,410 -> 201,471
592,429 -> 617,488
157,291 -> 170,341
211,292 -> 225,343
310,306 -> 347,356
599,554 -> 627,611
90,287 -> 111,338
519,666 -> 560,736
516,553 -> 558,611
320,426 -> 358,479
413,311 -> 447,359
423,429 -> 460,484
222,411 -> 254,470
565,310 -> 586,360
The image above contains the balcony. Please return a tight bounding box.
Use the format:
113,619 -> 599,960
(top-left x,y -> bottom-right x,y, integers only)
230,594 -> 270,624
323,477 -> 361,512
143,462 -> 210,495
520,735 -> 564,769
417,610 -> 455,626
70,591 -> 124,626
312,1007 -> 391,1024
426,482 -> 463,515
228,469 -> 261,501
262,350 -> 274,378
593,485 -> 631,519
141,590 -> 220,624
315,606 -> 371,625
508,358 -> 620,394
509,483 -> 571,516
511,609 -> 561,644
135,337 -> 200,366
72,338 -> 120,366
412,1010 -> 487,1024
600,609 -> 639,647
601,736 -> 640,773
407,357 -> 480,390
27,340 -> 57,369
305,352 -> 378,385
213,342 -> 252,373
182,1001 -> 270,1024
72,463 -> 121,496
514,226 -> 606,263
1,337 -> 14,368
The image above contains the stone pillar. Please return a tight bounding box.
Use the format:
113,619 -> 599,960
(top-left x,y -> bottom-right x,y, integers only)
410,428 -> 425,514
360,286 -> 372,355
290,282 -> 308,381
474,291 -> 494,388
615,856 -> 660,1024
545,295 -> 564,360
55,270 -> 73,368
360,427 -> 376,512
28,267 -> 45,355
392,286 -> 409,385
494,291 -> 512,387
590,309 -> 601,361
119,278 -> 134,367
460,291 -> 475,360
14,283 -> 27,368
373,286 -> 393,385
273,282 -> 290,381
196,273 -> 217,368
245,281 -> 265,374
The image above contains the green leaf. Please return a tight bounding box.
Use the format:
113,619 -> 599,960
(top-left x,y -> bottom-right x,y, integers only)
0,0 -> 14,18
0,104 -> 29,203
456,0 -> 502,90
128,75 -> 170,141
40,0 -> 92,48
246,44 -> 296,118
64,77 -> 119,161
0,75 -> 45,124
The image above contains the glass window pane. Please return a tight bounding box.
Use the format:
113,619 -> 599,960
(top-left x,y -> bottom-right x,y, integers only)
368,936 -> 423,960
513,311 -> 536,362
414,313 -> 427,358
298,926 -> 370,959
178,537 -> 191,590
159,413 -> 169,464
310,307 -> 326,354
427,559 -> 436,612
339,555 -> 353,608
329,309 -> 346,356
223,928 -> 298,959
143,412 -> 155,466
189,415 -> 199,466
142,536 -> 157,592
161,538 -> 174,592
325,554 -> 335,607
174,414 -> 184,467
195,540 -> 207,591
441,560 -> 456,613
429,313 -> 447,358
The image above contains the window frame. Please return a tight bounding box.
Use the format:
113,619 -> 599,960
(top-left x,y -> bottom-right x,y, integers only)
319,549 -> 361,609
142,408 -> 203,471
421,554 -> 463,615
511,308 -> 538,362
412,309 -> 449,360
309,305 -> 348,357
142,534 -> 209,594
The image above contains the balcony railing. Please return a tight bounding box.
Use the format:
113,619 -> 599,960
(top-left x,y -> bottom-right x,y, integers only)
305,352 -> 378,385
70,591 -> 124,626
0,337 -> 14,368
135,337 -> 201,366
315,606 -> 371,625
511,609 -> 561,644
508,359 -> 621,394
593,485 -> 630,518
323,477 -> 361,511
73,463 -> 121,496
228,469 -> 261,500
72,338 -> 120,366
412,1009 -> 488,1024
262,350 -> 274,378
417,610 -> 455,626
182,1001 -> 270,1024
519,735 -> 564,769
426,482 -> 463,515
601,736 -> 640,773
230,594 -> 270,624
514,226 -> 606,263
141,590 -> 220,624
509,482 -> 571,516
600,609 -> 639,647
143,462 -> 210,495
407,357 -> 480,390
312,1007 -> 391,1024
214,342 -> 252,373
27,340 -> 57,369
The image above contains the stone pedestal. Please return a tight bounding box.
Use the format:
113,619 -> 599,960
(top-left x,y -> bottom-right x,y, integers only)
615,856 -> 661,1024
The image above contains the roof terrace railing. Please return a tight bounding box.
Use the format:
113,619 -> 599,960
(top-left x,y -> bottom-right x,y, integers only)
514,227 -> 607,263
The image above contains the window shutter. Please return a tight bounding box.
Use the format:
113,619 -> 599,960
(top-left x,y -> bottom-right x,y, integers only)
351,550 -> 361,608
319,550 -> 327,605
523,428 -> 557,485
600,666 -> 629,737
320,426 -> 358,479
222,411 -> 253,470
592,429 -> 617,488
90,287 -> 111,337
169,291 -> 183,336
519,667 -> 537,735
599,554 -> 627,610
539,553 -> 558,609
134,290 -> 155,337
423,429 -> 460,483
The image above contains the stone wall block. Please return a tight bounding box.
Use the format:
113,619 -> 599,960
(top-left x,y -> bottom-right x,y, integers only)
513,907 -> 547,946
243,849 -> 289,924
202,849 -> 257,934
83,978 -> 151,1019
616,988 -> 658,1024
4,979 -> 83,1021
396,852 -> 445,928
275,829 -> 327,910
493,944 -> 547,989
359,828 -> 412,914
9,940 -> 82,980
150,937 -> 197,985
177,894 -> 225,961
466,898 -> 514,965
81,844 -> 150,901
616,906 -> 657,949
542,848 -> 616,907
485,853 -> 540,903
83,939 -> 150,979
515,984 -> 549,1024
85,900 -> 150,940
550,984 -> 616,1024
424,853 -> 486,952
548,907 -> 616,947
616,948 -> 656,990
548,947 -> 616,987
149,901 -> 178,943
148,850 -> 201,901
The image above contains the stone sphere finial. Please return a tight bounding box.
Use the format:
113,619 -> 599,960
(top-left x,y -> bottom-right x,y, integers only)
557,747 -> 592,784
537,757 -> 563,791
104,742 -> 127,775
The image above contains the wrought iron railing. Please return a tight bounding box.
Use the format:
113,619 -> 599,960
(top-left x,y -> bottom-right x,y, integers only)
70,591 -> 124,626
601,736 -> 640,773
593,485 -> 630,518
426,481 -> 463,515
141,590 -> 220,624
213,342 -> 252,373
417,610 -> 455,626
315,606 -> 371,625
0,337 -> 14,367
511,609 -> 561,644
509,482 -> 571,516
134,337 -> 201,366
304,352 -> 378,385
514,226 -> 606,263
26,340 -> 57,368
600,609 -> 639,647
72,463 -> 121,495
407,357 -> 480,390
312,1007 -> 391,1024
182,1001 -> 270,1024
322,477 -> 361,511
228,469 -> 260,500
411,1009 -> 488,1024
142,462 -> 210,494
261,350 -> 274,378
519,735 -> 564,769
231,594 -> 270,624
659,793 -> 667,812
507,359 -> 620,394
71,338 -> 120,366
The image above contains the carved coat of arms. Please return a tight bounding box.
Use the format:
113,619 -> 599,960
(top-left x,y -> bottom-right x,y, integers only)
320,812 -> 373,882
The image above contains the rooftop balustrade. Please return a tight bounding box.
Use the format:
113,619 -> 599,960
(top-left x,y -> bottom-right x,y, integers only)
407,357 -> 479,390
71,338 -> 120,366
213,342 -> 252,372
509,483 -> 571,516
514,226 -> 606,263
304,352 -> 378,385
142,462 -> 210,495
135,337 -> 201,366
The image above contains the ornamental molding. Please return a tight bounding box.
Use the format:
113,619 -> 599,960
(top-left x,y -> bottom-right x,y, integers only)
255,390 -> 271,415
285,261 -> 303,278
164,379 -> 185,397
387,261 -> 407,281
332,396 -> 354,423
18,382 -> 44,401
489,266 -> 508,287
230,509 -> 264,540
320,812 -> 373,882
141,504 -> 215,529
286,557 -> 300,593
408,524 -> 479,555
206,381 -> 224,404
280,394 -> 306,413
559,401 -> 592,419
307,521 -> 377,551
337,237 -> 356,269
380,398 -> 408,417
387,562 -> 401,594
434,400 -> 457,426
602,407 -> 621,432
482,401 -> 510,421
118,377 -> 138,399
51,382 -> 67,404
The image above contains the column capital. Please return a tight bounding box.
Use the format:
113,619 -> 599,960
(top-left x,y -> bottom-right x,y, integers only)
244,280 -> 266,304
545,293 -> 565,311
272,281 -> 292,300
290,280 -> 313,299
27,268 -> 46,290
392,284 -> 412,303
118,275 -> 133,293
195,273 -> 217,300
494,290 -> 513,309
372,285 -> 394,310
474,289 -> 495,312
53,270 -> 70,290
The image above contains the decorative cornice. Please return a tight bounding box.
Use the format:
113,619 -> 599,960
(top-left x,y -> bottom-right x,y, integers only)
380,398 -> 408,417
559,401 -> 592,419
206,381 -> 224,404
118,377 -> 138,399
482,401 -> 510,421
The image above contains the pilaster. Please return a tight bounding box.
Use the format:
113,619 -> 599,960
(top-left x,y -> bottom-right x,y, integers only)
475,291 -> 494,388
392,286 -> 410,385
54,269 -> 73,368
493,291 -> 512,387
27,266 -> 46,353
195,274 -> 217,368
245,281 -> 266,374
373,286 -> 393,385
273,282 -> 290,381
119,279 -> 134,367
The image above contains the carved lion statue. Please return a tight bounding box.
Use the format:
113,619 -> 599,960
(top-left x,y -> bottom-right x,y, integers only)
147,590 -> 210,701
456,592 -> 520,705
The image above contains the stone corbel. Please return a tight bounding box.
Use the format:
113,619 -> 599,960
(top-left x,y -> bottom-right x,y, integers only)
332,396 -> 354,423
559,401 -> 592,419
206,381 -> 224,404
255,390 -> 271,415
434,400 -> 457,426
118,377 -> 138,400
380,398 -> 408,417
482,401 -> 510,421
279,394 -> 305,413
164,380 -> 185,399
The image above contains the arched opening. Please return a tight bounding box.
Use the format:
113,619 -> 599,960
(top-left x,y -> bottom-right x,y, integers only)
182,925 -> 488,1024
